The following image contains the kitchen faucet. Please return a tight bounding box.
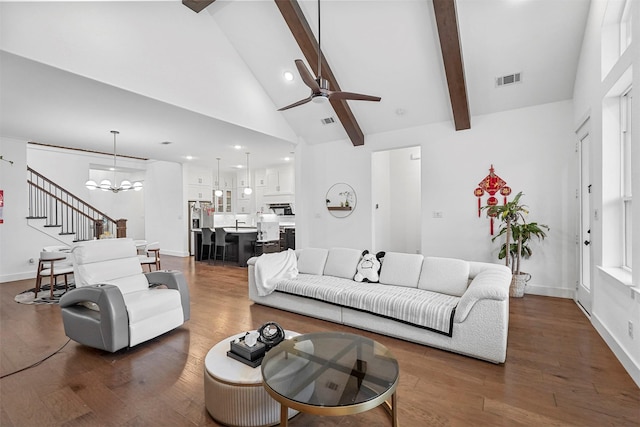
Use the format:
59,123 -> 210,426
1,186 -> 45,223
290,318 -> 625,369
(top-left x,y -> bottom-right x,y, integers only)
235,219 -> 245,230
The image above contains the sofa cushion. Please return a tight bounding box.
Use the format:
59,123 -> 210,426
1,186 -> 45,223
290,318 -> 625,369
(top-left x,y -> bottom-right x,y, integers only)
419,256 -> 470,297
323,248 -> 362,279
123,288 -> 183,324
73,238 -> 137,264
339,282 -> 459,335
75,257 -> 148,293
378,252 -> 424,288
275,273 -> 353,305
297,248 -> 329,275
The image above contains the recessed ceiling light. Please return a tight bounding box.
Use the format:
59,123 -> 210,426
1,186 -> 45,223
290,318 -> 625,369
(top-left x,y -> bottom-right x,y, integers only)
284,157 -> 291,161
233,145 -> 242,150
283,71 -> 294,81
185,155 -> 194,160
236,164 -> 243,169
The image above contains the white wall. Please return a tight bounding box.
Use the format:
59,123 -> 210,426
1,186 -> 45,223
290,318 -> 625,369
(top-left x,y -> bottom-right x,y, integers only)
297,100 -> 578,299
145,160 -> 188,257
0,138 -> 38,281
572,0 -> 640,387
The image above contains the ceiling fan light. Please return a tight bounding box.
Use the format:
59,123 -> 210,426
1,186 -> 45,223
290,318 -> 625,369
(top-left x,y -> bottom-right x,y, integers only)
312,95 -> 329,104
85,180 -> 98,190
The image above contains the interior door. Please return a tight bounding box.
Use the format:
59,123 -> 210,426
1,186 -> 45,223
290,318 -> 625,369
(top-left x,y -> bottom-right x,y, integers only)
577,130 -> 592,315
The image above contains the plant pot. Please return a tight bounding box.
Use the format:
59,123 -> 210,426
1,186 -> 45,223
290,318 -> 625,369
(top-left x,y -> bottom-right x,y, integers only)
510,272 -> 531,298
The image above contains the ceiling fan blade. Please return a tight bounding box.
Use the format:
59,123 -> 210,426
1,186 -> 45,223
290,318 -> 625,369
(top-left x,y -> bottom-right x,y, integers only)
295,59 -> 320,92
277,96 -> 313,111
329,91 -> 381,102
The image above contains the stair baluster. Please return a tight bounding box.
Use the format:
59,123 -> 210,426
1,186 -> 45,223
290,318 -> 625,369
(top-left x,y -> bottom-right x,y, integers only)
27,167 -> 125,242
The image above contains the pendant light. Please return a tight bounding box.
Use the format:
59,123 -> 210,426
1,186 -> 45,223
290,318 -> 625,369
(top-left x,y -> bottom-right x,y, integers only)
85,131 -> 143,193
243,152 -> 252,195
214,157 -> 223,197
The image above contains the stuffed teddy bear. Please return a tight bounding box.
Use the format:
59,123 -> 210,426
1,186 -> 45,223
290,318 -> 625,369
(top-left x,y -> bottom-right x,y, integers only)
354,250 -> 385,283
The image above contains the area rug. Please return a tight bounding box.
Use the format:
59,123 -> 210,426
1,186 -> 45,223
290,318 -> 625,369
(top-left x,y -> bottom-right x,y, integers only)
15,283 -> 76,305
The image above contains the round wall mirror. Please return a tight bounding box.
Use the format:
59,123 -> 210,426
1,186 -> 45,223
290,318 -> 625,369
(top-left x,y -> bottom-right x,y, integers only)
326,183 -> 357,218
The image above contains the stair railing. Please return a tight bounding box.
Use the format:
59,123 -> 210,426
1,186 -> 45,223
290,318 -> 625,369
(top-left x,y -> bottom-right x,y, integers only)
27,167 -> 125,241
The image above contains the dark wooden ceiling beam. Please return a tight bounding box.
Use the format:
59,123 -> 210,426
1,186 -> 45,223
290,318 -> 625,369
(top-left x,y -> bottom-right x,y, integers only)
182,0 -> 216,14
433,0 -> 471,131
275,0 -> 365,146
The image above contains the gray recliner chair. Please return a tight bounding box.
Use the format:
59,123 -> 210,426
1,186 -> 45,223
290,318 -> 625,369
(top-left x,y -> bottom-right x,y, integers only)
59,238 -> 190,352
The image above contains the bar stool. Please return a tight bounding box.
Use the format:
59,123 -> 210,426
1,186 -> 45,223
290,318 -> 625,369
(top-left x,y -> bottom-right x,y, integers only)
35,251 -> 74,298
214,228 -> 236,265
201,228 -> 214,262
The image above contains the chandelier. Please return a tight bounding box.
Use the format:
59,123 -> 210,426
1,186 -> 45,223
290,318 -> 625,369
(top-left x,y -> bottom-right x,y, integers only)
214,157 -> 223,197
85,131 -> 143,193
243,152 -> 252,195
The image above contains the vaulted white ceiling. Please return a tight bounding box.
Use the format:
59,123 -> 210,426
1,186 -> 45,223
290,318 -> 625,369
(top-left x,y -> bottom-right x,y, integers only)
0,0 -> 591,171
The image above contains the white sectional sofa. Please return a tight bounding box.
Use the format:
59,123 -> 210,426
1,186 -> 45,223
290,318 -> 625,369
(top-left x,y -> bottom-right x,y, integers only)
248,247 -> 513,363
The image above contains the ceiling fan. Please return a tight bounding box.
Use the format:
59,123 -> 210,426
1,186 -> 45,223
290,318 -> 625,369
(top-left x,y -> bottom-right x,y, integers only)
277,0 -> 381,112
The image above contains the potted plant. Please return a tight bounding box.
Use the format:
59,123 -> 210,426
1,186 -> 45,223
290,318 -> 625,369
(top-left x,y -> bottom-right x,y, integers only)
484,192 -> 549,297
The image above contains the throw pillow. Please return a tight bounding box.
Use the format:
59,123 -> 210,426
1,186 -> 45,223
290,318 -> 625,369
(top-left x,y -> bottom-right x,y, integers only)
296,248 -> 329,275
354,250 -> 385,283
418,256 -> 470,297
324,248 -> 363,279
378,252 -> 424,288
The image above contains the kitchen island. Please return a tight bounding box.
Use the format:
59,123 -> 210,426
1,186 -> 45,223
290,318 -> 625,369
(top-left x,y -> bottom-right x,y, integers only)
192,228 -> 258,267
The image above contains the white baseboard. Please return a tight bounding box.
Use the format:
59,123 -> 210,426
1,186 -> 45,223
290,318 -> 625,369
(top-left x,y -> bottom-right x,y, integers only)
592,313 -> 640,388
1,271 -> 36,283
525,283 -> 575,299
161,249 -> 190,257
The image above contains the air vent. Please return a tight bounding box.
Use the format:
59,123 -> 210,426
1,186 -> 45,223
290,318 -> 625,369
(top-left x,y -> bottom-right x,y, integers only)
496,72 -> 522,87
321,117 -> 336,125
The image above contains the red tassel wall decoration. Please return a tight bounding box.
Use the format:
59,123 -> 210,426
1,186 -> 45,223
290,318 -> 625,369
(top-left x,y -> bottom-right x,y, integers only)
474,165 -> 511,235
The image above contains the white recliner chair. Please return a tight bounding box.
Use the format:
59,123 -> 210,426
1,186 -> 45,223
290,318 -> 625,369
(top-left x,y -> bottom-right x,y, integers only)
59,238 -> 190,352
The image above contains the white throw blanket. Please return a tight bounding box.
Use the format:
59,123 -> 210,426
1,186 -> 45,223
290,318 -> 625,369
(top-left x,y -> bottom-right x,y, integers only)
254,249 -> 298,296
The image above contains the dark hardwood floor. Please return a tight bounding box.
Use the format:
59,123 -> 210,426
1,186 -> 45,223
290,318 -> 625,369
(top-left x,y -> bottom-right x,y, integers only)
1,255 -> 638,426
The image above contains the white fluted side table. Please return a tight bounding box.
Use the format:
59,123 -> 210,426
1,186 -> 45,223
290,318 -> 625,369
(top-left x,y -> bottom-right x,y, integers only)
204,330 -> 307,427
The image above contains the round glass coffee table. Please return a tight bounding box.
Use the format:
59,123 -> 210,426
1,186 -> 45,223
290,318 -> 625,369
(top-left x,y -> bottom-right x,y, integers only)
261,332 -> 399,426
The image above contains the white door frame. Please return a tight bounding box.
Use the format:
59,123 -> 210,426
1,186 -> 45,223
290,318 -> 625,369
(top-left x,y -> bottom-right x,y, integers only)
576,119 -> 592,315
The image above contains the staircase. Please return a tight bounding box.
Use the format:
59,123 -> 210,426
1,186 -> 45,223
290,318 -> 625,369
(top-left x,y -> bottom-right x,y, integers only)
27,167 -> 125,243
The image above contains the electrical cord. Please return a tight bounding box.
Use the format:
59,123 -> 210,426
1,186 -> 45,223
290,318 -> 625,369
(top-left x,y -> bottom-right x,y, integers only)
0,338 -> 71,379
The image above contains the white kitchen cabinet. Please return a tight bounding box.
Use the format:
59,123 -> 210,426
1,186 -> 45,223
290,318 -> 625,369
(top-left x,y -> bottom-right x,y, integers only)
186,165 -> 212,186
187,185 -> 211,202
186,165 -> 213,202
235,170 -> 254,214
265,165 -> 294,195
255,169 -> 266,187
279,165 -> 294,194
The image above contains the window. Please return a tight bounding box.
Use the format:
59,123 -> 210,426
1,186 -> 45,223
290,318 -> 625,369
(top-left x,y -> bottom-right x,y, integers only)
620,0 -> 633,54
621,89 -> 632,269
601,0 -> 633,78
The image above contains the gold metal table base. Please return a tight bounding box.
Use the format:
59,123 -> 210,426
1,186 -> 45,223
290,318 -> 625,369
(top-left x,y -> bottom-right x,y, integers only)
276,390 -> 398,427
